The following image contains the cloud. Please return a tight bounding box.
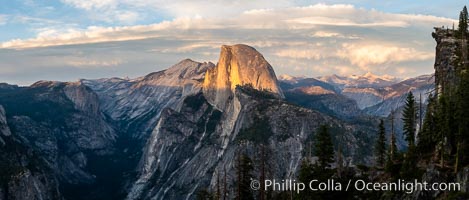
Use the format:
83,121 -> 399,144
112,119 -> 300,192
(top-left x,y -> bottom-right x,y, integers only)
0,4 -> 458,85
311,31 -> 341,38
60,0 -> 140,24
115,11 -> 139,23
13,15 -> 61,25
0,15 -> 8,25
336,43 -> 434,71
1,4 -> 455,49
61,0 -> 117,10
58,0 -> 292,24
275,48 -> 329,60
287,16 -> 409,27
66,59 -> 123,68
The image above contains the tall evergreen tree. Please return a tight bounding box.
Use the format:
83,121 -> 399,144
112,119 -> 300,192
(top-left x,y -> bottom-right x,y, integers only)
464,6 -> 468,22
436,96 -> 447,167
402,94 -> 420,177
236,153 -> 254,200
196,188 -> 213,200
374,119 -> 387,167
295,126 -> 336,199
256,144 -> 270,200
435,95 -> 458,167
390,132 -> 397,160
314,125 -> 334,169
458,6 -> 468,36
296,159 -> 315,200
385,131 -> 398,174
417,94 -> 438,153
456,68 -> 469,169
401,145 -> 418,179
402,92 -> 417,147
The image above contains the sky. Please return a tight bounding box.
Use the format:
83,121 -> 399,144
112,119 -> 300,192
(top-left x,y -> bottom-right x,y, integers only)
0,0 -> 465,85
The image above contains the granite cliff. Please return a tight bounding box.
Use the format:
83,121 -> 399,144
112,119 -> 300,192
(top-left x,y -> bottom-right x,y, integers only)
126,45 -> 375,199
203,44 -> 283,110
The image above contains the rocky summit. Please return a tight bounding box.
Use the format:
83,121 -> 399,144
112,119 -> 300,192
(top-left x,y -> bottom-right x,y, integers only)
203,44 -> 284,110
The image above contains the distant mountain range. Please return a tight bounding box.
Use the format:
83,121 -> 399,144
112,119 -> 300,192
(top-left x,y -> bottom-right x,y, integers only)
320,72 -> 399,88
279,72 -> 434,115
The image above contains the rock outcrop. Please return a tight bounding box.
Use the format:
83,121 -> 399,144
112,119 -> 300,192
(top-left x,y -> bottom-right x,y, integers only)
432,27 -> 460,95
127,44 -> 375,200
0,105 -> 62,200
0,81 -> 119,199
200,45 -> 285,157
26,81 -> 117,152
0,106 -> 10,146
203,44 -> 284,110
127,86 -> 374,200
84,59 -> 214,121
63,82 -> 100,115
83,59 -> 214,139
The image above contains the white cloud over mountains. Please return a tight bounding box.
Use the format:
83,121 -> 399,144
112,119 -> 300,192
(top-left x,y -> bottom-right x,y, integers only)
0,3 -> 457,85
337,43 -> 434,71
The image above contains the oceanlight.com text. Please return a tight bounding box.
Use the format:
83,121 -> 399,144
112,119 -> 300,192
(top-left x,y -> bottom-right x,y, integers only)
250,179 -> 461,194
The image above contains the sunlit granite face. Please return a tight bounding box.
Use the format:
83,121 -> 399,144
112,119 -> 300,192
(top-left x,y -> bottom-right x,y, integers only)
203,44 -> 284,110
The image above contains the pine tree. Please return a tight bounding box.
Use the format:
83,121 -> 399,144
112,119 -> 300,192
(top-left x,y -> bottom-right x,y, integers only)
464,6 -> 468,23
256,144 -> 268,200
385,110 -> 398,174
374,119 -> 387,167
401,145 -> 418,179
196,188 -> 213,200
236,153 -> 254,200
223,166 -> 228,200
314,125 -> 334,169
417,94 -> 438,153
296,159 -> 315,200
390,132 -> 397,160
385,131 -> 398,173
336,145 -> 344,177
216,170 -> 221,200
402,92 -> 417,147
437,94 -> 456,155
456,67 -> 469,170
459,11 -> 465,36
458,6 -> 468,36
435,95 -> 457,167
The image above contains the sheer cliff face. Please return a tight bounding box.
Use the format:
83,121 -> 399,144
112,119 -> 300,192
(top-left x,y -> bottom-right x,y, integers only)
0,105 -> 62,200
432,27 -> 460,95
84,59 -> 214,122
0,106 -> 10,139
83,59 -> 214,140
201,44 -> 285,156
127,87 -> 374,200
127,45 -> 375,200
203,44 -> 283,110
0,106 -> 9,148
0,81 -> 119,199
